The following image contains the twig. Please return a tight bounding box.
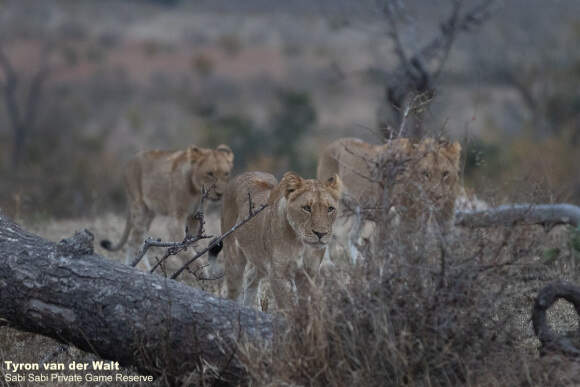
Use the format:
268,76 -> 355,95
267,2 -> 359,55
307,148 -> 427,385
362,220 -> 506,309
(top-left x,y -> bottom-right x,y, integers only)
248,191 -> 255,216
171,203 -> 268,280
188,263 -> 224,282
382,0 -> 497,133
186,185 -> 209,239
131,187 -> 211,269
129,234 -> 212,269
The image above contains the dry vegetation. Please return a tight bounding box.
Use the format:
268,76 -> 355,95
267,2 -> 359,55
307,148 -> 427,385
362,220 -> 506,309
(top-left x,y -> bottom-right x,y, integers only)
240,219 -> 580,386
5,173 -> 580,386
1,1 -> 580,386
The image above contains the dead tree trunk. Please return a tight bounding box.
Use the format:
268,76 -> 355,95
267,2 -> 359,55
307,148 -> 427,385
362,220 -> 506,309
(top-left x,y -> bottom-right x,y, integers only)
455,203 -> 580,229
0,214 -> 275,383
532,281 -> 580,357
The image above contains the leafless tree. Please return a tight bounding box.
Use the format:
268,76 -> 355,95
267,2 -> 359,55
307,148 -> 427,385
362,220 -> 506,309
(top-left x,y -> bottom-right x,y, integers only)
0,43 -> 52,168
378,0 -> 497,139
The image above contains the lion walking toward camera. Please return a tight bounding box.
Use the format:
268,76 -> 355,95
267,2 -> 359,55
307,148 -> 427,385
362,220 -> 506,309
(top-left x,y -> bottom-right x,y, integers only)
100,144 -> 234,267
213,171 -> 341,310
318,137 -> 462,260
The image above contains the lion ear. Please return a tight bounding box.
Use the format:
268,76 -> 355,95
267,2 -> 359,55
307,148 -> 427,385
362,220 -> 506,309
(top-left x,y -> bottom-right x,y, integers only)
325,174 -> 342,198
216,144 -> 234,164
280,171 -> 304,197
267,171 -> 304,205
187,146 -> 205,163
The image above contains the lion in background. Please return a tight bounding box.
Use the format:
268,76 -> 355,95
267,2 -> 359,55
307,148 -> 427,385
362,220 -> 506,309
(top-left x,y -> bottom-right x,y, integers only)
100,144 -> 234,267
317,137 -> 462,261
210,171 -> 341,310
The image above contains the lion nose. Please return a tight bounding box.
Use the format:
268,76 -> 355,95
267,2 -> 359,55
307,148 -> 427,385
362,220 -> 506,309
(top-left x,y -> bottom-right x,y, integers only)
313,230 -> 327,240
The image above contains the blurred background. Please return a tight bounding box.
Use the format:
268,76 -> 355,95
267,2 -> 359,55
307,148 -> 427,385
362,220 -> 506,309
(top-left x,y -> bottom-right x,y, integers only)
0,0 -> 579,220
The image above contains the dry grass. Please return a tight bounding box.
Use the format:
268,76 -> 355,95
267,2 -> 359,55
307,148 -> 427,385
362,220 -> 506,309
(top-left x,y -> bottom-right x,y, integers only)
3,199 -> 580,386
238,219 -> 580,386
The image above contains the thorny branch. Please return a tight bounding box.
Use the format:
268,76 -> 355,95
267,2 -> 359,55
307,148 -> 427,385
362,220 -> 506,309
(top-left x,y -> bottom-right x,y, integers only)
130,186 -> 212,269
170,201 -> 268,280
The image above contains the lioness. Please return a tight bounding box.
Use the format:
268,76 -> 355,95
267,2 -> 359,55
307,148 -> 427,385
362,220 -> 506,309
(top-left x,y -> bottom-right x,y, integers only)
317,137 -> 461,226
213,171 -> 341,310
100,144 -> 234,266
317,137 -> 461,261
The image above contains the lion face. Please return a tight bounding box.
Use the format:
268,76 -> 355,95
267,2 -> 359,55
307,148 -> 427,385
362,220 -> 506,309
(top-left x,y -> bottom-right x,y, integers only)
189,144 -> 234,201
271,172 -> 341,249
398,139 -> 461,221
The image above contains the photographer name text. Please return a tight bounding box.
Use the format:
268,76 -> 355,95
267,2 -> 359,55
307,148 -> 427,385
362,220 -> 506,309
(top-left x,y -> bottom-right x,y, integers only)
3,361 -> 153,383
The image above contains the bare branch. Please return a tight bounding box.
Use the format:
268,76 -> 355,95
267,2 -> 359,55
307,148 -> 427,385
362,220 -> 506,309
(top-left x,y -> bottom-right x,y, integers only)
131,186 -> 213,273
129,234 -> 211,269
381,0 -> 497,136
171,203 -> 268,280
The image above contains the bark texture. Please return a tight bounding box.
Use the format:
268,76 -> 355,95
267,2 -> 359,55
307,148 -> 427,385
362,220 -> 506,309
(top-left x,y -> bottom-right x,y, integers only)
455,203 -> 580,228
0,214 -> 274,383
532,281 -> 580,357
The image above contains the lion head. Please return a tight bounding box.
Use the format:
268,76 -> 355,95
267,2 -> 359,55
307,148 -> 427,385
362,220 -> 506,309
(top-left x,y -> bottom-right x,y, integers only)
392,138 -> 462,224
268,171 -> 341,248
188,144 -> 234,201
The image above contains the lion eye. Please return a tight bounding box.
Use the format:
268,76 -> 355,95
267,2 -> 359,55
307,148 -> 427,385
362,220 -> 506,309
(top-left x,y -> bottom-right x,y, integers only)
442,171 -> 450,180
207,171 -> 215,178
302,205 -> 312,213
224,172 -> 230,177
422,170 -> 431,179
328,206 -> 335,213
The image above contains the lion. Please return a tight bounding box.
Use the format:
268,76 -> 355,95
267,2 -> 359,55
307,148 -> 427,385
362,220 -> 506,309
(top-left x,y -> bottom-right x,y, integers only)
211,171 -> 341,310
100,144 -> 234,267
317,137 -> 461,260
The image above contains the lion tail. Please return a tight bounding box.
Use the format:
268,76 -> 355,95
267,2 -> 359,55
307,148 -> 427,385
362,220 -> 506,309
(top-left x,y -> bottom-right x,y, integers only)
207,239 -> 224,277
100,211 -> 132,251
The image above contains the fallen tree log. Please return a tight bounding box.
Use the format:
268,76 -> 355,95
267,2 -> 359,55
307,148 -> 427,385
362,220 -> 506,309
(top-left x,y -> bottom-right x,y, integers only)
456,203 -> 580,228
0,214 -> 274,383
532,281 -> 580,357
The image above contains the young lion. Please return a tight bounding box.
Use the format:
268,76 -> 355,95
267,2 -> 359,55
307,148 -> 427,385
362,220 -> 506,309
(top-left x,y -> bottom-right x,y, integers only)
317,138 -> 461,261
318,137 -> 461,227
100,144 -> 234,267
213,171 -> 341,310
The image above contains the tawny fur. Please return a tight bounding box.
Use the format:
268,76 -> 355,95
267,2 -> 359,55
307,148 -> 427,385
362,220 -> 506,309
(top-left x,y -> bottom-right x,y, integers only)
317,138 -> 462,263
101,144 -> 234,266
215,171 -> 341,310
317,137 -> 462,227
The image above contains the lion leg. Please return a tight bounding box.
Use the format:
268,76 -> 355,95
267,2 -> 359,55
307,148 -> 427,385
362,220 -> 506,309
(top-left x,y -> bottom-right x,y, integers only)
224,243 -> 246,304
295,250 -> 324,306
243,262 -> 266,308
126,205 -> 154,268
269,276 -> 294,312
